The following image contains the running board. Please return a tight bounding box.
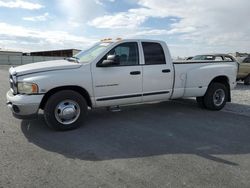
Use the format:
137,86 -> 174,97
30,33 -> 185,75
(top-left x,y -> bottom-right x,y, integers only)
107,106 -> 121,112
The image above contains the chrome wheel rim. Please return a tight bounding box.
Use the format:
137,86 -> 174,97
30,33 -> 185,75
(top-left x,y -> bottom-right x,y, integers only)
213,89 -> 225,107
55,100 -> 80,125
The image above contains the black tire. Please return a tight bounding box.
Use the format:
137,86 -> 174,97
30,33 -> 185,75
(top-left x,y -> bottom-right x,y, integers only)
196,96 -> 205,108
44,90 -> 88,131
244,75 -> 250,85
203,83 -> 228,111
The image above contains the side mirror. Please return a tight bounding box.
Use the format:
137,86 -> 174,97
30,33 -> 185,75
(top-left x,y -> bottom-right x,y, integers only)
99,55 -> 120,67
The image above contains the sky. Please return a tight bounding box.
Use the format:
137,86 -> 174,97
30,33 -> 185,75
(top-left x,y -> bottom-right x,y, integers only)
0,0 -> 249,57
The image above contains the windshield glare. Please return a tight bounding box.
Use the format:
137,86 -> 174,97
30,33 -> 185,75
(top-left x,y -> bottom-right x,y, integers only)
74,42 -> 112,63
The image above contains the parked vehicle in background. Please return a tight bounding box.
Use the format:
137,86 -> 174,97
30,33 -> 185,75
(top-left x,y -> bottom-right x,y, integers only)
6,39 -> 238,131
191,54 -> 236,62
237,56 -> 250,85
185,57 -> 193,60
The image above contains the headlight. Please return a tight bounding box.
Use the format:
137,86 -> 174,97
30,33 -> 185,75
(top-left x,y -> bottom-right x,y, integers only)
17,82 -> 39,94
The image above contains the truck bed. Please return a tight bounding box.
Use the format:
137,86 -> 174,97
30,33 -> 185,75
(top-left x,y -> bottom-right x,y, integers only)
171,61 -> 238,99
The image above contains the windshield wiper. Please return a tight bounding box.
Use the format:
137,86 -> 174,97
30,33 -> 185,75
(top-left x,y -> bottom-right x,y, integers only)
65,57 -> 80,63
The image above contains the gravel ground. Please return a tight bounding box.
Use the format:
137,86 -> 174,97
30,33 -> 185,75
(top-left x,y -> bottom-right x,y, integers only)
0,65 -> 250,188
223,83 -> 250,116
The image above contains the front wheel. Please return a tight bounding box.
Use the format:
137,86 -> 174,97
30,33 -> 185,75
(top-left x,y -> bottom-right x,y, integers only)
203,83 -> 228,111
44,90 -> 88,131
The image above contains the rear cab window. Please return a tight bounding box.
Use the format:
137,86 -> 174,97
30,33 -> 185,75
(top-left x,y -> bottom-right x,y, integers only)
142,42 -> 166,65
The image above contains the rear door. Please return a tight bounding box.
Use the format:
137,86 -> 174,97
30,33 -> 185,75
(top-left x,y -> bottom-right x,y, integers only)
141,41 -> 173,102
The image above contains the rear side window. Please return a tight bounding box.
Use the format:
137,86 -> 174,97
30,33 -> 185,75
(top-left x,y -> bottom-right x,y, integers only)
142,42 -> 166,65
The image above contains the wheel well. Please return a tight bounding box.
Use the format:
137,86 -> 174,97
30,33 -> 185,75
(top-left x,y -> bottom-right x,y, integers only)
209,76 -> 231,102
40,86 -> 92,110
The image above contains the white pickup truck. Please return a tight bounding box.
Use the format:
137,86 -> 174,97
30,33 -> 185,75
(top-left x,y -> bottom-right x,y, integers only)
6,39 -> 238,130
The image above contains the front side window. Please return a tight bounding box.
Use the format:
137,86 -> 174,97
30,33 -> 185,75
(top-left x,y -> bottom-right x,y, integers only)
142,42 -> 166,65
100,42 -> 139,66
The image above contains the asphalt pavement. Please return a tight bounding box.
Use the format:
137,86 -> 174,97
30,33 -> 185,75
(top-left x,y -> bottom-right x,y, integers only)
0,66 -> 250,188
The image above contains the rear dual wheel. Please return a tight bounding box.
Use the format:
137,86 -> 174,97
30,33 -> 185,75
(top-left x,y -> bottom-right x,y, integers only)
196,83 -> 228,111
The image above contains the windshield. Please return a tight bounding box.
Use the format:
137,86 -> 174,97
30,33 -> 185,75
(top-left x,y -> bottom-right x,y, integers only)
74,42 -> 112,63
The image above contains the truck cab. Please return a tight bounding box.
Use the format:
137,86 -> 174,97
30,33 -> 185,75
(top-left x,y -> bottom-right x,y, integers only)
92,39 -> 174,107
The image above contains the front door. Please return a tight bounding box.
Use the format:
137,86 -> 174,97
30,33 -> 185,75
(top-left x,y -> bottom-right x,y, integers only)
92,42 -> 143,107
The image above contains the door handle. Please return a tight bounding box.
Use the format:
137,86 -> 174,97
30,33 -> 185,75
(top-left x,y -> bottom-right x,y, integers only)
162,69 -> 171,73
130,71 -> 141,75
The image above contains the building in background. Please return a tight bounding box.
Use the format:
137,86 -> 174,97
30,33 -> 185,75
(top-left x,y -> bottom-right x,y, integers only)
0,48 -> 82,65
0,49 -> 23,65
27,49 -> 81,57
0,49 -> 22,56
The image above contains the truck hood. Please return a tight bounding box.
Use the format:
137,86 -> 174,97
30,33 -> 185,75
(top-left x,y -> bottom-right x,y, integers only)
13,60 -> 82,76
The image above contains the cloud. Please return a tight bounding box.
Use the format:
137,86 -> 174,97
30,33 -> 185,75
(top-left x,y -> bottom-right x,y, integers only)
137,0 -> 250,44
95,0 -> 115,6
0,0 -> 43,10
68,20 -> 81,28
22,12 -> 50,22
88,10 -> 146,29
1,0 -> 250,56
88,0 -> 250,56
57,0 -> 106,25
128,28 -> 195,37
88,6 -> 163,29
0,22 -> 96,51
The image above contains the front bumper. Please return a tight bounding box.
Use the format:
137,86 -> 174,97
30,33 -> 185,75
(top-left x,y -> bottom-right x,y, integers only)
6,90 -> 44,119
